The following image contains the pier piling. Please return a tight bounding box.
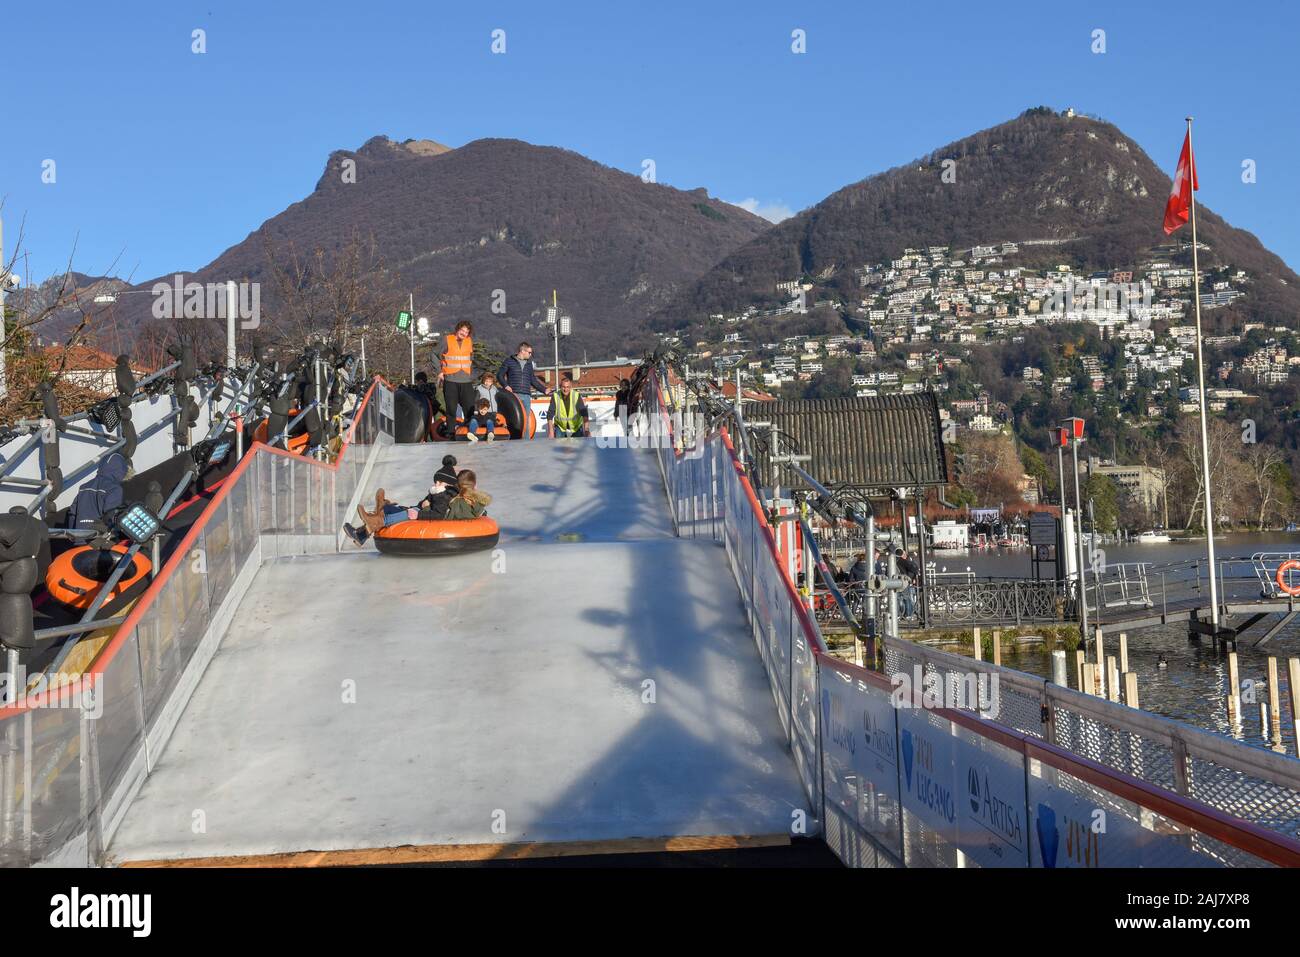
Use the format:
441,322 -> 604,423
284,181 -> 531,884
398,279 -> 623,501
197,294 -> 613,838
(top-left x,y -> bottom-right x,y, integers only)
1268,657 -> 1281,746
1094,628 -> 1106,698
1124,672 -> 1139,709
1289,658 -> 1300,757
1227,651 -> 1241,729
1051,649 -> 1067,686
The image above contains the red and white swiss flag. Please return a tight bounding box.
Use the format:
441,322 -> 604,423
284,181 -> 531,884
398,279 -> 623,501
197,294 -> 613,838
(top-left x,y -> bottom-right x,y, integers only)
1163,129 -> 1198,235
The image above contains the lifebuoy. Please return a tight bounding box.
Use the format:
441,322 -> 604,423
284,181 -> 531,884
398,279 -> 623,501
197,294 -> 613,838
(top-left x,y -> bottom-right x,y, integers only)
46,543 -> 152,611
1276,559 -> 1300,597
373,517 -> 500,556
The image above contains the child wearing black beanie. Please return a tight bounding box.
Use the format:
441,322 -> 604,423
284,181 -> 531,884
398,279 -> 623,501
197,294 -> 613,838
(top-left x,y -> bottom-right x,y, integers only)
434,454 -> 458,488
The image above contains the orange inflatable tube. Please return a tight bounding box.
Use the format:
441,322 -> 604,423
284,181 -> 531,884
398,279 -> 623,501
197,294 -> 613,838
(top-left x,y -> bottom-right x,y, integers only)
46,543 -> 152,611
454,412 -> 511,438
373,517 -> 500,556
253,412 -> 311,454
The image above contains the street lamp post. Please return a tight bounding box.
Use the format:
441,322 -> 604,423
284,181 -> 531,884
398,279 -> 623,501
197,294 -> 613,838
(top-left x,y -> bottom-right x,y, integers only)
1063,419 -> 1090,642
544,289 -> 571,388
408,293 -> 415,383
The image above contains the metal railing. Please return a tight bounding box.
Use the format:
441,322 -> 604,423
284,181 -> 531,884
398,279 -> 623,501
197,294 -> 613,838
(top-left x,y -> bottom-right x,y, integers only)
881,636 -> 1300,848
0,377 -> 393,866
1084,554 -> 1300,621
645,364 -> 1300,867
924,577 -> 1067,625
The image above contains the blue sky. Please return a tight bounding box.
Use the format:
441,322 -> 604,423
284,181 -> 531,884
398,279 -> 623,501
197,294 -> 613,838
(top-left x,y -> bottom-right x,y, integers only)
4,0 -> 1298,282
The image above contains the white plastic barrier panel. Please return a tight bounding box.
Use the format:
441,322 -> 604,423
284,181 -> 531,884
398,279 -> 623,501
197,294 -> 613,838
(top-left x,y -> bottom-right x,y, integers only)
820,665 -> 903,860
952,722 -> 1031,867
529,396 -> 620,437
1026,759 -> 1223,868
897,706 -> 962,866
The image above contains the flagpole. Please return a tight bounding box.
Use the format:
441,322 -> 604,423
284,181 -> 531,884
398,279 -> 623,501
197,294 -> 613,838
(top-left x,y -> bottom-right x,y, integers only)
1186,116 -> 1221,630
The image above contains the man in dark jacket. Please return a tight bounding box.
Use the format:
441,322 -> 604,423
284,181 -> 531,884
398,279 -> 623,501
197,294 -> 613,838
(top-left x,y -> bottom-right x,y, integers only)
497,342 -> 550,403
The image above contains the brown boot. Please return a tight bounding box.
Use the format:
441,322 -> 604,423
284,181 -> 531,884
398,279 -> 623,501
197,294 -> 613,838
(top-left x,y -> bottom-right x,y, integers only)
374,488 -> 389,512
357,503 -> 384,535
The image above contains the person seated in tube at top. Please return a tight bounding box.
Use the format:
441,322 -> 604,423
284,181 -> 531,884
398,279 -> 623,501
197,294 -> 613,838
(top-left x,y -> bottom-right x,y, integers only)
463,398 -> 498,442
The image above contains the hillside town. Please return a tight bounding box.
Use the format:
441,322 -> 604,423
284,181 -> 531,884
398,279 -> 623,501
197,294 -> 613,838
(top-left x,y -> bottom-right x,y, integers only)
661,239 -> 1300,529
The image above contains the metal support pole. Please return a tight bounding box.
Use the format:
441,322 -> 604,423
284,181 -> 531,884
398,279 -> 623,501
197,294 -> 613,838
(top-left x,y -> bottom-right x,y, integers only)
408,293 -> 416,384
1072,438 -> 1090,640
887,548 -> 899,639
1186,117 -> 1221,631
225,280 -> 238,371
915,489 -> 928,629
866,514 -> 878,626
2,647 -> 17,706
801,502 -> 814,614
1057,443 -> 1067,512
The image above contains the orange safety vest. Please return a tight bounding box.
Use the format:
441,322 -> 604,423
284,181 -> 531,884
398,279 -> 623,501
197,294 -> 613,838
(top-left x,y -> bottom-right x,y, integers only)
441,334 -> 473,376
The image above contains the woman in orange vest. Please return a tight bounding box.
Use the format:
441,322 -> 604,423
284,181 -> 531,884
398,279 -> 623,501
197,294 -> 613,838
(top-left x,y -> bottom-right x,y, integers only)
438,321 -> 477,438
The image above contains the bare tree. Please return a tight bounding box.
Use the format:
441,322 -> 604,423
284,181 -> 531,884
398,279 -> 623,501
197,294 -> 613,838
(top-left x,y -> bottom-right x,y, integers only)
1170,416 -> 1250,532
0,208 -> 133,419
958,432 -> 1025,506
261,233 -> 409,375
1243,441 -> 1287,530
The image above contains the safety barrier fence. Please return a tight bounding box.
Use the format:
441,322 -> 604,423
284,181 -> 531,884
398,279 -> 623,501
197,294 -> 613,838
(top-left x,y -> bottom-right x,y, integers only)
0,378 -> 394,866
1086,555 -> 1300,618
645,369 -> 1300,867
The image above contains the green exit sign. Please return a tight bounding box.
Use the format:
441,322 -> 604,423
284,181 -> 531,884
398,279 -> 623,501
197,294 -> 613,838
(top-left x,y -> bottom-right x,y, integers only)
395,310 -> 412,331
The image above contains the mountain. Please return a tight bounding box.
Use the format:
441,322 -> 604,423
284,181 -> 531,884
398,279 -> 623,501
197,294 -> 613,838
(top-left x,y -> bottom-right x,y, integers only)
653,108 -> 1300,331
103,136 -> 772,360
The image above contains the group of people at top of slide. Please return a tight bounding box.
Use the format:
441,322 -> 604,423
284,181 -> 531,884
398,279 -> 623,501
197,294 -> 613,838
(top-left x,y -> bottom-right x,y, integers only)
433,321 -> 592,440
342,324 -> 601,546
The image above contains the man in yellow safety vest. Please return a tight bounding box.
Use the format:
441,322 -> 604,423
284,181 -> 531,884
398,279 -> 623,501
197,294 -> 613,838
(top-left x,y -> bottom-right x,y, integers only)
547,376 -> 589,438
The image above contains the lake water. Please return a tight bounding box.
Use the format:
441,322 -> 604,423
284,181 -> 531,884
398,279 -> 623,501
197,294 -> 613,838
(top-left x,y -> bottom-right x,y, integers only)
930,533 -> 1300,758
928,531 -> 1300,580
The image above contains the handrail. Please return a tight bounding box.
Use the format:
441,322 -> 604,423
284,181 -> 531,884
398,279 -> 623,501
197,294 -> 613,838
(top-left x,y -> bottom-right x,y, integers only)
0,375 -> 390,721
